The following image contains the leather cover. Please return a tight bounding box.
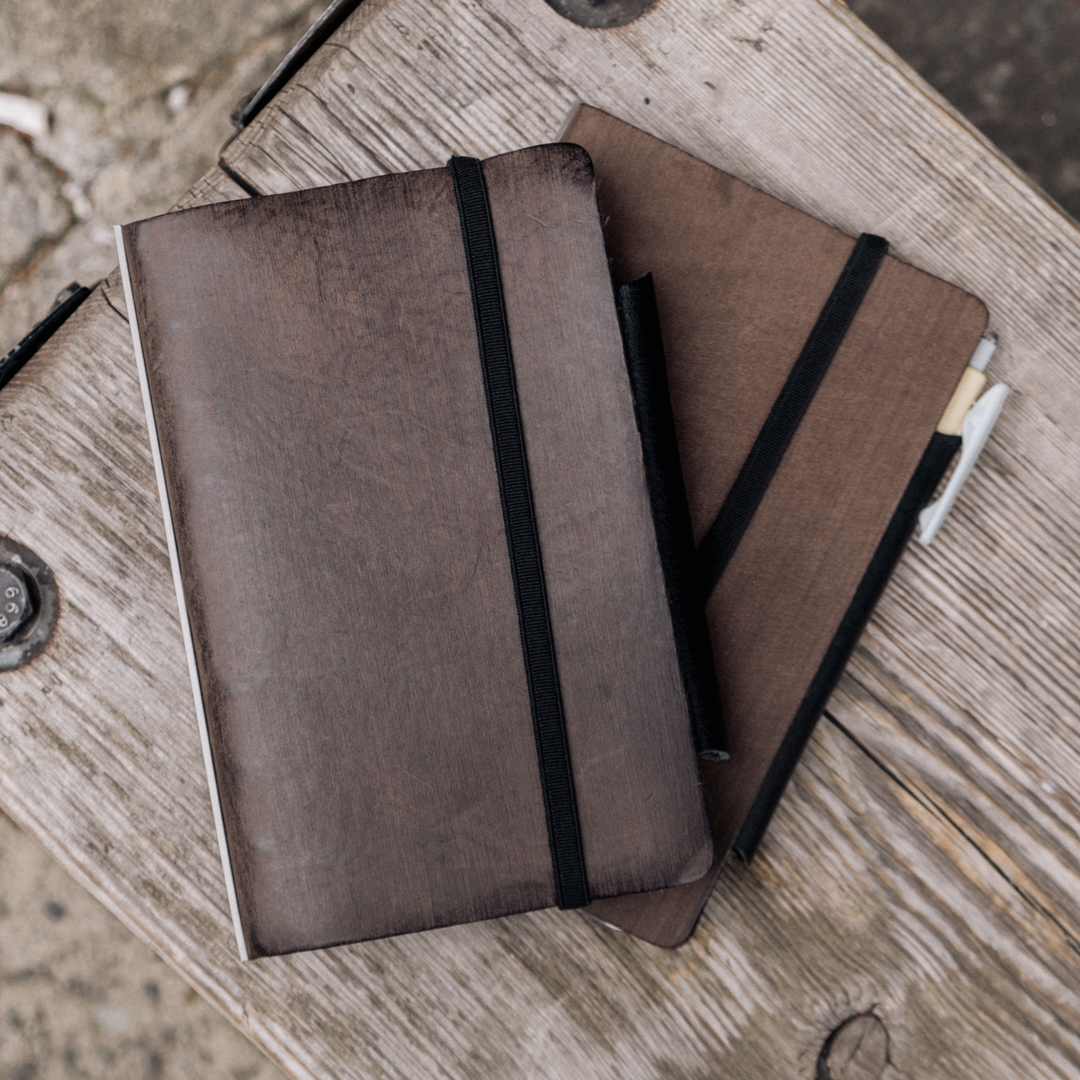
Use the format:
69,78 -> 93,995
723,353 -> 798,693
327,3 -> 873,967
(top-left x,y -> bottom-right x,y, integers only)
562,106 -> 989,947
120,143 -> 713,958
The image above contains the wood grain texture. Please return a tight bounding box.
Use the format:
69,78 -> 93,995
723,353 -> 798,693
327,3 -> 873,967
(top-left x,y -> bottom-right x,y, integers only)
0,0 -> 1077,1075
818,1014 -> 891,1080
171,166 -> 251,211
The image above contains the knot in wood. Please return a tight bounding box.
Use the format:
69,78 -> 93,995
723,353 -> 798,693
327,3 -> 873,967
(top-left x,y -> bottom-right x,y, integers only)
816,1012 -> 890,1080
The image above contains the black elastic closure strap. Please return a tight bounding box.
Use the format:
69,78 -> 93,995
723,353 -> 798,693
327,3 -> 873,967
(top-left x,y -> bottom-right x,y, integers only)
696,233 -> 889,599
616,275 -> 727,760
732,430 -> 962,862
448,155 -> 589,910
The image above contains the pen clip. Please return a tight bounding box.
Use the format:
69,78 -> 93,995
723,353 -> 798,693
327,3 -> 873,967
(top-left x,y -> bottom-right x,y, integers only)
918,381 -> 1010,546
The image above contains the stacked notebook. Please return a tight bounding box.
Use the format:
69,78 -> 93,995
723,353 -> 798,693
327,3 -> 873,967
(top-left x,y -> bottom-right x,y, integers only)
560,105 -> 991,945
117,108 -> 999,959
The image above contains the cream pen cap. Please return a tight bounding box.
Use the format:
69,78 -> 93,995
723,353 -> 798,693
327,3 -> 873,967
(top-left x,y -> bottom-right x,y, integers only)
936,332 -> 996,436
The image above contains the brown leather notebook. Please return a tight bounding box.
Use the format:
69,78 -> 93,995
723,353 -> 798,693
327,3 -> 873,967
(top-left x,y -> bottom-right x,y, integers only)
561,106 -> 990,946
115,143 -> 718,959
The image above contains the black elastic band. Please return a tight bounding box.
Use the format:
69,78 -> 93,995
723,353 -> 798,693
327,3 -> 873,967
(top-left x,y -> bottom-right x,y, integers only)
448,156 -> 589,910
616,275 -> 727,760
732,430 -> 962,862
696,233 -> 889,598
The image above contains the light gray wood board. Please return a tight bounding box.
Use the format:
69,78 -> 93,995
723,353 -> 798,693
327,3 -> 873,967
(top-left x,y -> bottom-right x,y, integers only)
818,384 -> 1080,954
219,0 -> 1080,984
0,287 -> 1076,1078
171,166 -> 252,210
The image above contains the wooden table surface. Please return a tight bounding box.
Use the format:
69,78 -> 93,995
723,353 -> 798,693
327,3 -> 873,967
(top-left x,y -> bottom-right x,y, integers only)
2,0 -> 1079,1076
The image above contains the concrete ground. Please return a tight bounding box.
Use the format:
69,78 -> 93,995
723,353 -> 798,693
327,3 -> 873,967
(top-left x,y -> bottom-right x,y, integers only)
849,0 -> 1080,221
0,0 -> 1076,1077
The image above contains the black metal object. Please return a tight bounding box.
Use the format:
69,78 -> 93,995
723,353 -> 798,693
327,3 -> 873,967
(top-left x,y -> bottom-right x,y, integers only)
0,567 -> 32,642
0,282 -> 93,394
231,0 -> 367,129
0,537 -> 59,671
540,0 -> 658,28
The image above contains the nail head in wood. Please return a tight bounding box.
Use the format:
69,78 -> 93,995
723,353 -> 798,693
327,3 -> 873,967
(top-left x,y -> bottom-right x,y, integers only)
0,567 -> 31,641
0,537 -> 59,671
540,0 -> 657,28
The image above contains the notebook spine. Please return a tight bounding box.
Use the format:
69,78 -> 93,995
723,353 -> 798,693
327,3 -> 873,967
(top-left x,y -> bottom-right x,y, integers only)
732,430 -> 962,862
616,274 -> 727,760
115,226 -> 249,960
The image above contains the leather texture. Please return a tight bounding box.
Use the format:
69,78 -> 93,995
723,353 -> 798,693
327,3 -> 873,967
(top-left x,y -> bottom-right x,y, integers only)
123,142 -> 713,958
563,105 -> 989,947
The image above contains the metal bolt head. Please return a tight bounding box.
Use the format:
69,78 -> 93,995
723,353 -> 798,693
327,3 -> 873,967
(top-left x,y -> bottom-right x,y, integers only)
0,566 -> 30,641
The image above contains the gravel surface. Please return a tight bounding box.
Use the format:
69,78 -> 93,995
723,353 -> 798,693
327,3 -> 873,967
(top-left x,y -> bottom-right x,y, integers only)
0,810 -> 283,1080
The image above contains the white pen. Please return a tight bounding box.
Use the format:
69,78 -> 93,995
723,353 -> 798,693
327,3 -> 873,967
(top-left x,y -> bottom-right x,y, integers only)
918,333 -> 1010,546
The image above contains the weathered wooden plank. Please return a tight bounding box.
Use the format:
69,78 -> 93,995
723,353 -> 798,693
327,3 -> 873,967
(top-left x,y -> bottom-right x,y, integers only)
0,0 -> 1077,1077
0,320 -> 1078,1078
171,166 -> 250,210
219,0 -> 1080,971
825,404 -> 1080,947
